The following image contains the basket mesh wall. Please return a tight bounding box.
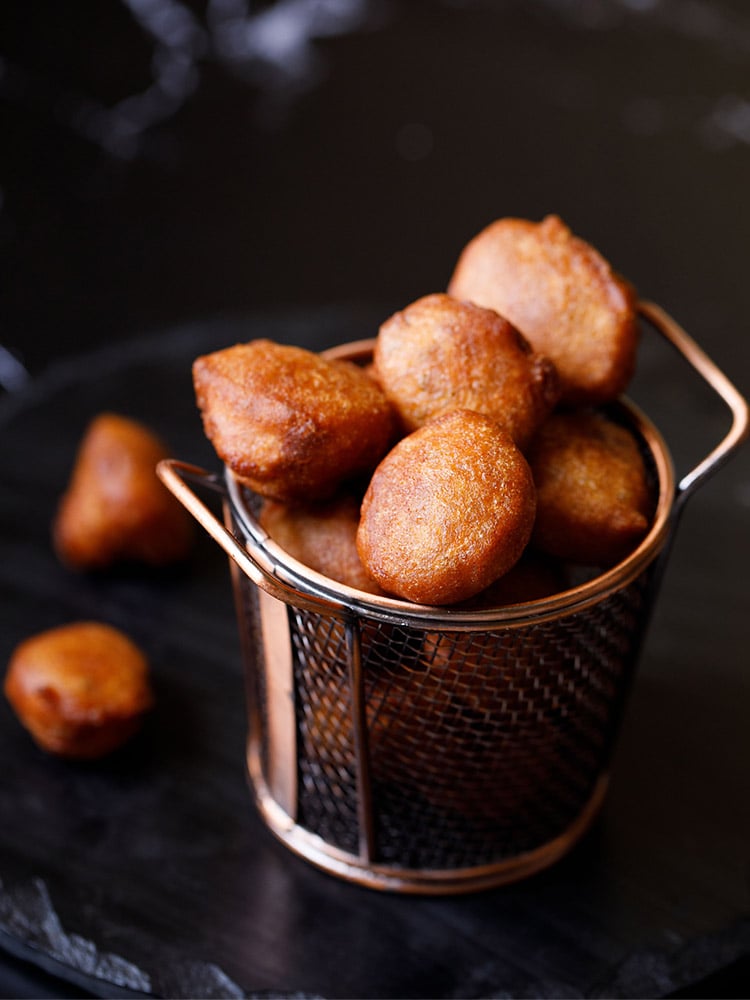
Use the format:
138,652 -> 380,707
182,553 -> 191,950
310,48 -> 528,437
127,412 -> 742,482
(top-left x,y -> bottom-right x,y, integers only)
235,562 -> 654,872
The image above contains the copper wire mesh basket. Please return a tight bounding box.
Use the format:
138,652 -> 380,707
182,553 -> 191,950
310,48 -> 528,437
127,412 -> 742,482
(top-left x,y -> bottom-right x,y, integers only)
160,303 -> 748,894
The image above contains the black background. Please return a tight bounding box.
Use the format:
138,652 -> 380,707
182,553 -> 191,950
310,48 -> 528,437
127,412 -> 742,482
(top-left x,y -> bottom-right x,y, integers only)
1,2 -> 749,997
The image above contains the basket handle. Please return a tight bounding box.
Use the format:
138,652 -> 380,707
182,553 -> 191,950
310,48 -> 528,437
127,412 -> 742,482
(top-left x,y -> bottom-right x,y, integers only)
638,301 -> 749,508
157,458 -> 347,614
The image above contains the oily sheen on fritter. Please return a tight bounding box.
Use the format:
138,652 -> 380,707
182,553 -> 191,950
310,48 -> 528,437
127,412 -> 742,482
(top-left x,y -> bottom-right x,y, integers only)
4,622 -> 154,759
193,339 -> 396,502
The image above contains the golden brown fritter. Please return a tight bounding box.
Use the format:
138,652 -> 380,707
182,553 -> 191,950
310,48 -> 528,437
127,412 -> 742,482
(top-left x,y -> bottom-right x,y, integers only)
356,409 -> 537,605
4,622 -> 154,759
258,493 -> 385,595
193,339 -> 397,502
373,293 -> 560,449
448,215 -> 638,404
528,409 -> 653,566
53,413 -> 193,570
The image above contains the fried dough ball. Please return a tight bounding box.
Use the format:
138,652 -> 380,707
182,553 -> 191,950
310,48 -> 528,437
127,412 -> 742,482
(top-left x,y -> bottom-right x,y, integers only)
357,409 -> 537,605
258,493 -> 385,595
529,409 -> 652,566
374,293 -> 560,448
448,215 -> 638,404
193,340 -> 396,502
53,413 -> 193,570
4,622 -> 154,759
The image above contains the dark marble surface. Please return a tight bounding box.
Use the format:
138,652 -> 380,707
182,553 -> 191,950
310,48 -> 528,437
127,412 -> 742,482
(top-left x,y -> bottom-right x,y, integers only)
1,2 -> 749,997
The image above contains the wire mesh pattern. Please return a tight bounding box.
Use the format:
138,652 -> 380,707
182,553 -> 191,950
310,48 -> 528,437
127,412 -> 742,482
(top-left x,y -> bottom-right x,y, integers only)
223,387 -> 681,887
236,552 -> 654,873
160,311 -> 748,888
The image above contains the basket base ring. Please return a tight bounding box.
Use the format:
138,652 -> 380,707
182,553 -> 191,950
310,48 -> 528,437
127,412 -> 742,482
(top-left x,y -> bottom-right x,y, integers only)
246,740 -> 609,895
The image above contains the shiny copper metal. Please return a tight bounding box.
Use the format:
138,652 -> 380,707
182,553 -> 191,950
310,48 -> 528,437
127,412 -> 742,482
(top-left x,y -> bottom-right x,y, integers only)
158,302 -> 748,894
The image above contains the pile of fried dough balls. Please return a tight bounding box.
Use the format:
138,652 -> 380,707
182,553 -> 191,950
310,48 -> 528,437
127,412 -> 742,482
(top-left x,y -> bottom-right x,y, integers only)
193,215 -> 653,607
4,413 -> 194,758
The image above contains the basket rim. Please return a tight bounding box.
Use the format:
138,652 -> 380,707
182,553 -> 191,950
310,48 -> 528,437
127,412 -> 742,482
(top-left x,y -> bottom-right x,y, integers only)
226,338 -> 676,629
